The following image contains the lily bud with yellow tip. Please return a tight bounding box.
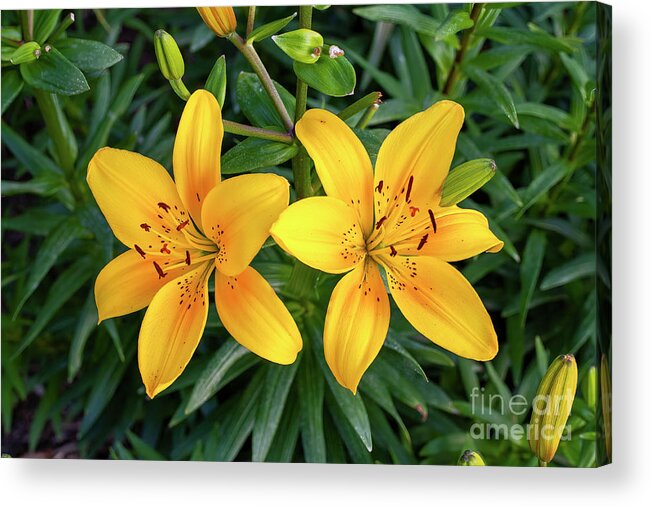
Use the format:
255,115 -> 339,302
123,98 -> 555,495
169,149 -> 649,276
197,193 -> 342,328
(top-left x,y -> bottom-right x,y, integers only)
197,7 -> 237,37
458,450 -> 485,466
529,354 -> 578,464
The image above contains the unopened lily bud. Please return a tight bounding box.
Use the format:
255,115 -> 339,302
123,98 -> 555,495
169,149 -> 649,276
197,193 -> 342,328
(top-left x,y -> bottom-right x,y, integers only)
529,354 -> 578,464
328,45 -> 344,59
272,29 -> 324,64
458,450 -> 485,466
197,7 -> 237,37
582,365 -> 598,410
154,30 -> 185,81
9,41 -> 41,65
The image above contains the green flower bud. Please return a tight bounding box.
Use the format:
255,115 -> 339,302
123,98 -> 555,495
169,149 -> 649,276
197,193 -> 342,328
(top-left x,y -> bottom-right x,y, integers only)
582,365 -> 598,410
9,41 -> 42,65
529,354 -> 578,464
272,28 -> 324,64
154,29 -> 184,81
457,450 -> 485,466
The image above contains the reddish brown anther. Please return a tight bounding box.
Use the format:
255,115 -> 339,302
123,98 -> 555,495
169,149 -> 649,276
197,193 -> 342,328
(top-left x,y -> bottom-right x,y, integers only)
405,175 -> 414,202
375,180 -> 384,193
158,202 -> 171,212
176,219 -> 189,231
376,216 -> 387,229
134,244 -> 146,258
417,233 -> 429,250
185,250 -> 191,265
153,261 -> 166,279
428,209 -> 437,233
389,245 -> 398,257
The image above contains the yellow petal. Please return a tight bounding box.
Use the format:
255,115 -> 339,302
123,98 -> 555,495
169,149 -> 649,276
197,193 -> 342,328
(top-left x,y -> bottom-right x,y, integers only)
173,89 -> 223,231
87,147 -> 202,252
271,196 -> 366,274
295,108 -> 374,236
197,7 -> 237,37
95,249 -> 194,323
215,266 -> 302,364
138,262 -> 212,398
324,260 -> 390,394
374,101 -> 464,221
384,255 -> 498,361
394,206 -> 504,261
202,173 -> 289,277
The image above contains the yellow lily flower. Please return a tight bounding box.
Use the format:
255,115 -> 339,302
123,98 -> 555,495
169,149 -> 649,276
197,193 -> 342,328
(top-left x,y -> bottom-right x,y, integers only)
271,101 -> 503,393
197,6 -> 237,37
87,90 -> 301,398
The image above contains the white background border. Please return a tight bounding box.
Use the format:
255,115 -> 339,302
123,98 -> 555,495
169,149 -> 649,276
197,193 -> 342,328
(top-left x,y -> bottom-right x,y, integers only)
2,0 -> 649,504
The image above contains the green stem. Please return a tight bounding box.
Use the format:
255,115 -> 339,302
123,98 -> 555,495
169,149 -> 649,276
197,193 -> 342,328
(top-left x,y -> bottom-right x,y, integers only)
33,90 -> 77,175
170,78 -> 191,101
223,119 -> 294,144
338,91 -> 382,121
538,459 -> 548,467
355,103 -> 380,129
48,12 -> 75,42
20,10 -> 34,41
442,3 -> 485,95
291,5 -> 314,200
246,6 -> 256,37
229,33 -> 294,132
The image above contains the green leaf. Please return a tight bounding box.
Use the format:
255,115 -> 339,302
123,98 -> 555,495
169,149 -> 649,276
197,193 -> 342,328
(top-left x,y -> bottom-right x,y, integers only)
14,215 -> 89,317
236,72 -> 296,128
214,369 -> 264,461
1,120 -> 64,177
33,9 -> 61,44
185,340 -> 250,414
221,137 -> 298,174
28,375 -> 60,451
78,74 -> 144,171
14,256 -> 96,357
293,55 -> 356,97
125,431 -> 166,460
252,360 -> 300,462
20,47 -> 89,96
476,26 -> 580,53
56,38 -> 123,73
265,394 -> 301,462
434,9 -> 475,40
67,291 -> 98,382
205,55 -> 226,106
540,253 -> 595,290
519,230 -> 546,328
463,65 -> 519,128
517,162 -> 568,216
298,347 -> 326,463
354,5 -> 444,37
441,158 -> 497,206
560,52 -> 593,102
345,47 -> 404,98
247,13 -> 297,43
1,70 -> 23,114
